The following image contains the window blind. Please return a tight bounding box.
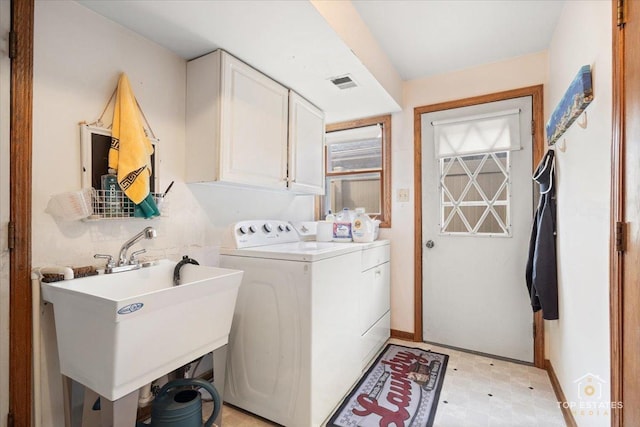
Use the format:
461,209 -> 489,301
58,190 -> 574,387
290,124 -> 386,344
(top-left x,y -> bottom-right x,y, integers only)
432,108 -> 521,158
325,124 -> 381,145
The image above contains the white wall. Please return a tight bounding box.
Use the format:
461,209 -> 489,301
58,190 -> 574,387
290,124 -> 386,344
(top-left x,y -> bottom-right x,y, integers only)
33,2 -> 313,425
388,51 -> 548,333
546,1 -> 611,426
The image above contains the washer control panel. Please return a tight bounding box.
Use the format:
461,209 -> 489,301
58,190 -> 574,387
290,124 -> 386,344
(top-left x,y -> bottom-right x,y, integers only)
225,220 -> 299,249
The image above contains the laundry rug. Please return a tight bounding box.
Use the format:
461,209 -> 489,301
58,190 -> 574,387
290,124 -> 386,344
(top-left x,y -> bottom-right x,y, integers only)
326,344 -> 448,427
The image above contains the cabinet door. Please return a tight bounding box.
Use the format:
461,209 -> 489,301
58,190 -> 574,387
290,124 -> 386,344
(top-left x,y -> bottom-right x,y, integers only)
288,91 -> 325,194
186,51 -> 222,183
220,52 -> 289,189
360,261 -> 391,335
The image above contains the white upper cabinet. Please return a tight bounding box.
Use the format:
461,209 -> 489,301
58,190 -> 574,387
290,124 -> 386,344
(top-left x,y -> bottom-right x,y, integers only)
186,50 -> 289,189
288,91 -> 325,195
187,50 -> 325,194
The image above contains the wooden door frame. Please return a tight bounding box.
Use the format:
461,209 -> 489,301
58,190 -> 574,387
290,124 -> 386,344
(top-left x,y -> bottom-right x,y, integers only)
610,0 -> 628,424
413,85 -> 545,368
9,0 -> 34,425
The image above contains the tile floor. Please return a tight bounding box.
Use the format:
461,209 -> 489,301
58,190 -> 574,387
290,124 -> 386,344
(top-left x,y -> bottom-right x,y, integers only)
211,338 -> 566,427
220,404 -> 280,427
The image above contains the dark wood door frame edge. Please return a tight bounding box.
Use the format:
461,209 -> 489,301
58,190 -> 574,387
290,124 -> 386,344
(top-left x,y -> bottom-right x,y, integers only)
9,0 -> 34,426
413,85 -> 546,369
610,0 -> 623,425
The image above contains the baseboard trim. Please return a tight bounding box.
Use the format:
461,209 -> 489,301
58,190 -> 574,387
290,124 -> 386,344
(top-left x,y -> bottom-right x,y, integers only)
390,329 -> 416,341
545,359 -> 578,427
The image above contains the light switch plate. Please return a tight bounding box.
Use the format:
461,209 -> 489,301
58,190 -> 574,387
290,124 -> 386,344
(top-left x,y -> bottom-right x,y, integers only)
397,188 -> 410,202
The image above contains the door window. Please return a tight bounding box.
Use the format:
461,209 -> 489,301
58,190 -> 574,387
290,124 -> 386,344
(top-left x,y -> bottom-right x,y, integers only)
432,108 -> 520,236
440,151 -> 510,235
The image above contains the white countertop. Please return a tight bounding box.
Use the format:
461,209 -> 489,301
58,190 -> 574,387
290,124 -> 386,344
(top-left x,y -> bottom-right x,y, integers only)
220,239 -> 389,262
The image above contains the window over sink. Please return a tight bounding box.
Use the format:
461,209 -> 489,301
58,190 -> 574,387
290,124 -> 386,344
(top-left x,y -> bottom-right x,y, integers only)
323,114 -> 391,227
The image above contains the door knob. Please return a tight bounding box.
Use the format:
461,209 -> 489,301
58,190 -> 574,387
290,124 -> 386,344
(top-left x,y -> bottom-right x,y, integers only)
426,240 -> 435,249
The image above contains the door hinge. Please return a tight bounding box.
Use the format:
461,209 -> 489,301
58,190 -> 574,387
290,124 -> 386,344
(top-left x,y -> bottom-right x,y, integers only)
8,31 -> 16,59
7,412 -> 14,427
615,221 -> 626,252
531,119 -> 535,136
7,221 -> 15,250
617,0 -> 626,28
533,322 -> 536,339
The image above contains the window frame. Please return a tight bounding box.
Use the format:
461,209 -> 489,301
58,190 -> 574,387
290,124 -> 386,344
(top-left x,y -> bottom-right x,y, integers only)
323,114 -> 392,228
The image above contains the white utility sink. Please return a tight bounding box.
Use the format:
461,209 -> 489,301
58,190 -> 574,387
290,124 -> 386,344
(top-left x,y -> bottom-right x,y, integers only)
41,259 -> 243,401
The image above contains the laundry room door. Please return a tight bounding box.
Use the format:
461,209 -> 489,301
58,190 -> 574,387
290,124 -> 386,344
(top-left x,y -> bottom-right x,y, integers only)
421,96 -> 534,362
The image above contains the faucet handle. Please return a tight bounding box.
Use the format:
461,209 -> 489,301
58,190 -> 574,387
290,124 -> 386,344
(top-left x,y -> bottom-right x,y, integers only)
129,249 -> 146,265
94,254 -> 115,267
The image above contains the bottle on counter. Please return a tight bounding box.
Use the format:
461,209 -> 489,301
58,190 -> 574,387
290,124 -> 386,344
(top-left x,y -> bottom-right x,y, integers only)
352,207 -> 375,243
336,207 -> 354,222
332,208 -> 353,242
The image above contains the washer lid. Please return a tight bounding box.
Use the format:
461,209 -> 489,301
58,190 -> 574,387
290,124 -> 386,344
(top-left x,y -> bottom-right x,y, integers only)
219,241 -> 363,262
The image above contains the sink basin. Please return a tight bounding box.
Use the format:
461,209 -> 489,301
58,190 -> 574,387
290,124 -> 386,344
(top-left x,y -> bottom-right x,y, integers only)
41,259 -> 243,401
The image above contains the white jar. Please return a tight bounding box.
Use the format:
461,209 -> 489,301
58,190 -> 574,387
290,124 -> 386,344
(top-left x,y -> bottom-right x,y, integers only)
316,221 -> 333,242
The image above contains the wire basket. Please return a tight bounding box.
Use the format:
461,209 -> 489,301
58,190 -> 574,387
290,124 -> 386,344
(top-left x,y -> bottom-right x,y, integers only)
46,188 -> 94,221
88,189 -> 166,220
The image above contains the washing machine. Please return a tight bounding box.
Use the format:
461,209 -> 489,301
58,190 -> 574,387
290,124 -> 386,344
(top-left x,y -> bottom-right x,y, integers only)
219,220 -> 377,427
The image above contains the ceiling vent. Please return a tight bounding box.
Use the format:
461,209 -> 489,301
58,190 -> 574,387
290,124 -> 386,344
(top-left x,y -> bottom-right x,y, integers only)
330,74 -> 358,90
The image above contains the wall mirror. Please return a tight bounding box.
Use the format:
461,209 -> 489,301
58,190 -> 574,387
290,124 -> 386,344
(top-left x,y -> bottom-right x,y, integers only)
80,124 -> 159,192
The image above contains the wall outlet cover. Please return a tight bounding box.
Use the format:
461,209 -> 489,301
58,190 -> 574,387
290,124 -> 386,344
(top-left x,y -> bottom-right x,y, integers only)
397,188 -> 410,202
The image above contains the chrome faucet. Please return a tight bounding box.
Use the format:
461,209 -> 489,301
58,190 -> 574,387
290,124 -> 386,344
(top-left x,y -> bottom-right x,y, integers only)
95,226 -> 157,274
117,226 -> 157,266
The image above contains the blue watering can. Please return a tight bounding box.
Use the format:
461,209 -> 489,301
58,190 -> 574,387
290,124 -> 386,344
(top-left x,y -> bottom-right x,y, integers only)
137,378 -> 221,427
